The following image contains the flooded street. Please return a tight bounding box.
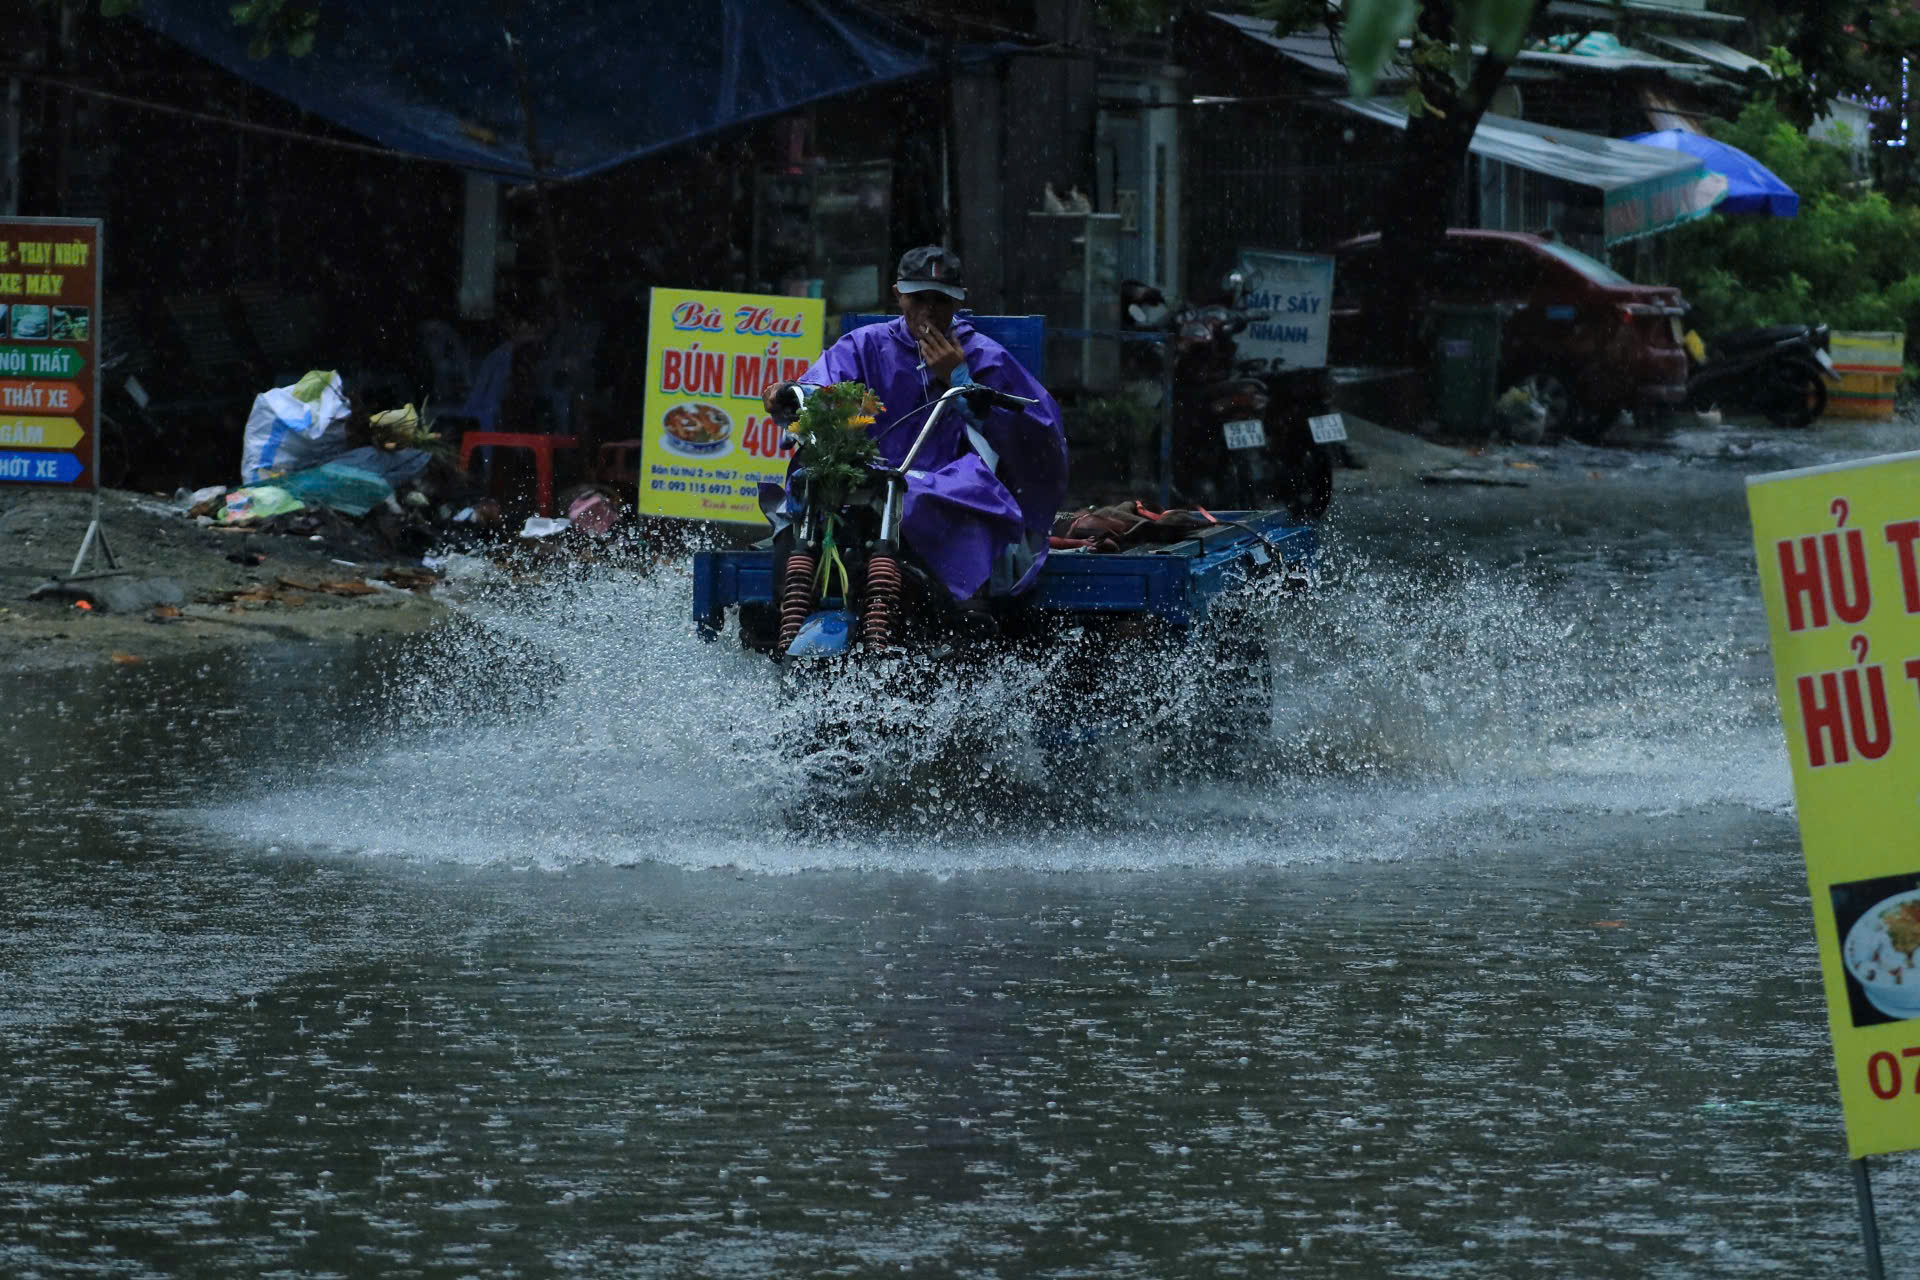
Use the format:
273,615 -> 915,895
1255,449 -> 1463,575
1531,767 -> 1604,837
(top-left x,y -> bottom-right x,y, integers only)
5,421 -> 1919,1277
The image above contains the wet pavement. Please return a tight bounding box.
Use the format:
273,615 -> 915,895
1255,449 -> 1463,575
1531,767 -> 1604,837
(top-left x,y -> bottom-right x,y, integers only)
3,415 -> 1918,1276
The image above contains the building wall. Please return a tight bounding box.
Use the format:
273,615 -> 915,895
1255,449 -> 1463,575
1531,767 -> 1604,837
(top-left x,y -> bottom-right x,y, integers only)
950,50 -> 1099,318
951,63 -> 1010,313
1096,65 -> 1183,302
1183,104 -> 1401,290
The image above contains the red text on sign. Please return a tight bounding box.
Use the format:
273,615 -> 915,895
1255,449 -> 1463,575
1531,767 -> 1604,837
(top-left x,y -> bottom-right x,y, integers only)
733,306 -> 806,338
1778,528 -> 1872,631
738,415 -> 795,460
1887,520 -> 1920,614
1798,663 -> 1894,767
1866,1048 -> 1920,1099
670,301 -> 726,333
661,346 -> 725,397
729,347 -> 812,400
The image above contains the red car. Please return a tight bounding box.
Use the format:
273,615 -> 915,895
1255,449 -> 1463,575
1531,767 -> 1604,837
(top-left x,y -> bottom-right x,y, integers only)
1328,229 -> 1689,438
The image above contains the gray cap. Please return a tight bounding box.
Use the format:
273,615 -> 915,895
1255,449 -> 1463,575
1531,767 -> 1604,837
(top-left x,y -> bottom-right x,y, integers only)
895,245 -> 965,300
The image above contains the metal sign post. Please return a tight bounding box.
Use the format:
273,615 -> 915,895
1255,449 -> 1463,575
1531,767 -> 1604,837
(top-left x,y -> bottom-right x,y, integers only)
67,487 -> 117,577
1158,345 -> 1173,510
1854,1157 -> 1886,1280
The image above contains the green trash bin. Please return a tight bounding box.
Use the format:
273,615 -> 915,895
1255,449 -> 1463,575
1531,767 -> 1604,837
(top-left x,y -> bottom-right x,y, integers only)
1429,304 -> 1505,435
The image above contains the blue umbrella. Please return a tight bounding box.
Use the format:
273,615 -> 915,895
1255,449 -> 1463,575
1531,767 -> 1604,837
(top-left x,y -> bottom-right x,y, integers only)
1622,130 -> 1799,216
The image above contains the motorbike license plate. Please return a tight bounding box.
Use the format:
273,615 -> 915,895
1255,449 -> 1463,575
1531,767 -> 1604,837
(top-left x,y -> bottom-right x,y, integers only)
1308,412 -> 1348,444
1222,418 -> 1266,450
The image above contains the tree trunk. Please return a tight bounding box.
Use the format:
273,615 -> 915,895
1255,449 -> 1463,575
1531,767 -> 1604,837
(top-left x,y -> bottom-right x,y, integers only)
1376,0 -> 1545,359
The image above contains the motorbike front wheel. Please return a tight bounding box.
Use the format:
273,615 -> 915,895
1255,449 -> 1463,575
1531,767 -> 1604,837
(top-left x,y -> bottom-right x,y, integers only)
1267,417 -> 1334,521
1284,442 -> 1334,521
1224,448 -> 1268,510
1766,366 -> 1828,429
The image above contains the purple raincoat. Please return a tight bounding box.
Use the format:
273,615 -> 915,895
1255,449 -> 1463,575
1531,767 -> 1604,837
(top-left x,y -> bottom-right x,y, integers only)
797,316 -> 1068,601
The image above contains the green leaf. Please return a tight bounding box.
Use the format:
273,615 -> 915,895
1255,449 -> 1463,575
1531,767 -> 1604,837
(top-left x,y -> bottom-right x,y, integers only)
98,0 -> 138,16
1466,0 -> 1534,59
790,382 -> 883,514
286,28 -> 314,56
1251,0 -> 1327,39
1343,0 -> 1418,98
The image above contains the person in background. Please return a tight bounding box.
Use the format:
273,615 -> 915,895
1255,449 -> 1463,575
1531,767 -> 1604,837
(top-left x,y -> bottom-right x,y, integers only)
763,246 -> 1067,633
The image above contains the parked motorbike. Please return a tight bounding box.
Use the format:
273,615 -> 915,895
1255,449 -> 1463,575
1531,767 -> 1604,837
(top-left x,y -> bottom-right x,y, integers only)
1685,322 -> 1837,428
94,350 -> 183,490
1121,279 -> 1340,519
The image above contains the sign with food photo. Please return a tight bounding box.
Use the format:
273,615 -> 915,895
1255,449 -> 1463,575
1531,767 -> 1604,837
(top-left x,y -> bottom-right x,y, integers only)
1749,451 -> 1920,1157
0,217 -> 100,493
638,287 -> 824,523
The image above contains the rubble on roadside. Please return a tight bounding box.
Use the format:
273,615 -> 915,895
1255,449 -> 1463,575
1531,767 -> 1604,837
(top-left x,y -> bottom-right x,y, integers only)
0,360 -> 757,673
200,566 -> 441,612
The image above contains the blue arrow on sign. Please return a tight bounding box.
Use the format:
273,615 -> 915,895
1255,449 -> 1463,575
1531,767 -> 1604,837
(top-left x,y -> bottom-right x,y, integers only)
0,450 -> 84,484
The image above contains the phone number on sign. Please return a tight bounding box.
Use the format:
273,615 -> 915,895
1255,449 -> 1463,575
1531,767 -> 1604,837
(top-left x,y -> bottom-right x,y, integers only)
648,478 -> 759,497
1865,1049 -> 1920,1098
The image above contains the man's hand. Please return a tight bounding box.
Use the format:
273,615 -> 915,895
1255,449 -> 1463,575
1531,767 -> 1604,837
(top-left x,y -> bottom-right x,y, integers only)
915,320 -> 966,382
763,380 -> 804,424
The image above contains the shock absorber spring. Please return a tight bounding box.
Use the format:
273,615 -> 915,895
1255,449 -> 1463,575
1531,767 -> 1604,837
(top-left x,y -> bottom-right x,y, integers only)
861,552 -> 903,650
777,551 -> 818,654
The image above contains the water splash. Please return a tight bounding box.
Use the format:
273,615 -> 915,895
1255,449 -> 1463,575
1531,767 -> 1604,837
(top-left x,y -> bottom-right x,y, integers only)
191,521 -> 1790,873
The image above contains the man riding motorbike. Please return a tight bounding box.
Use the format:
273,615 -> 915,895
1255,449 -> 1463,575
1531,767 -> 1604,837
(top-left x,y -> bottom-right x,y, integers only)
762,246 -> 1068,637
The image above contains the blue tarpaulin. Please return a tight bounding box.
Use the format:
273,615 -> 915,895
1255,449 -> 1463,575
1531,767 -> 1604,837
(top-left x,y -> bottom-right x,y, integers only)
138,0 -> 937,181
1621,130 -> 1800,217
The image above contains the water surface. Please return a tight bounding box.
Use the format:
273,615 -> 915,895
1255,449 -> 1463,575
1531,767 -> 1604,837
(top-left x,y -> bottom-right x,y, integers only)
4,421 -> 1917,1276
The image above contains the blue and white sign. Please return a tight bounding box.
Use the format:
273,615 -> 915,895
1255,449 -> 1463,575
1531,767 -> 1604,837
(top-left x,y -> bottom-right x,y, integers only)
0,450 -> 83,484
1234,250 -> 1336,372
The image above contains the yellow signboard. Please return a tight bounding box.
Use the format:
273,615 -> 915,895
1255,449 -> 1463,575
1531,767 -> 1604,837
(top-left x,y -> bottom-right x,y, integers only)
636,287 -> 824,524
0,415 -> 83,448
1749,450 -> 1920,1158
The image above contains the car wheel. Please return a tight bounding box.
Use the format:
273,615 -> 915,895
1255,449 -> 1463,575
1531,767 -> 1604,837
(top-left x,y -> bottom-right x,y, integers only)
1765,367 -> 1828,429
1565,403 -> 1625,444
1631,404 -> 1671,433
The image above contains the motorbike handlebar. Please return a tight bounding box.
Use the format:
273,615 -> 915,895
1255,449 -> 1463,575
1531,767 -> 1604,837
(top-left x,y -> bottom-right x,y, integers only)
958,383 -> 1038,412
894,381 -> 1039,477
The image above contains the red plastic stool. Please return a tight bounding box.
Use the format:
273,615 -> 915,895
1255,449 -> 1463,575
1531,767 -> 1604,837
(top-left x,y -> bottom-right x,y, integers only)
458,432 -> 580,517
596,437 -> 646,491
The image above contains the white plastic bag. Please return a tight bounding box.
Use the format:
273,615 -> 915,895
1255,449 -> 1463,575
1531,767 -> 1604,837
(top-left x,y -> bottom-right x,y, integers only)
239,370 -> 351,484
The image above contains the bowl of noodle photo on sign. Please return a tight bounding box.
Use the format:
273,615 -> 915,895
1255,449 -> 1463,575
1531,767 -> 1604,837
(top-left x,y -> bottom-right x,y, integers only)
660,403 -> 732,458
1836,873 -> 1920,1026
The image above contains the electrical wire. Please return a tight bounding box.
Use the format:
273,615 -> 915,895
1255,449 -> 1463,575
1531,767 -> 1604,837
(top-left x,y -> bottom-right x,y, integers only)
18,71 -> 534,178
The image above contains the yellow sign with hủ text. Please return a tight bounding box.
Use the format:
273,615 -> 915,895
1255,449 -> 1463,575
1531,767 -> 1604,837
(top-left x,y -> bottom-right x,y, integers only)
636,287 -> 824,524
1749,450 -> 1920,1158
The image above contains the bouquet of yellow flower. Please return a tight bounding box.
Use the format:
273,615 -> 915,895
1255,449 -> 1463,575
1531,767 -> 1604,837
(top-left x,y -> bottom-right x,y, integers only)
790,381 -> 882,513
788,382 -> 883,604
366,401 -> 448,454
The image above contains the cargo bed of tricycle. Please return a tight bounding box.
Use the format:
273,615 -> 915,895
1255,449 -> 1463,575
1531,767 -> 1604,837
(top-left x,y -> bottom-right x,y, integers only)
691,508 -> 1316,638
